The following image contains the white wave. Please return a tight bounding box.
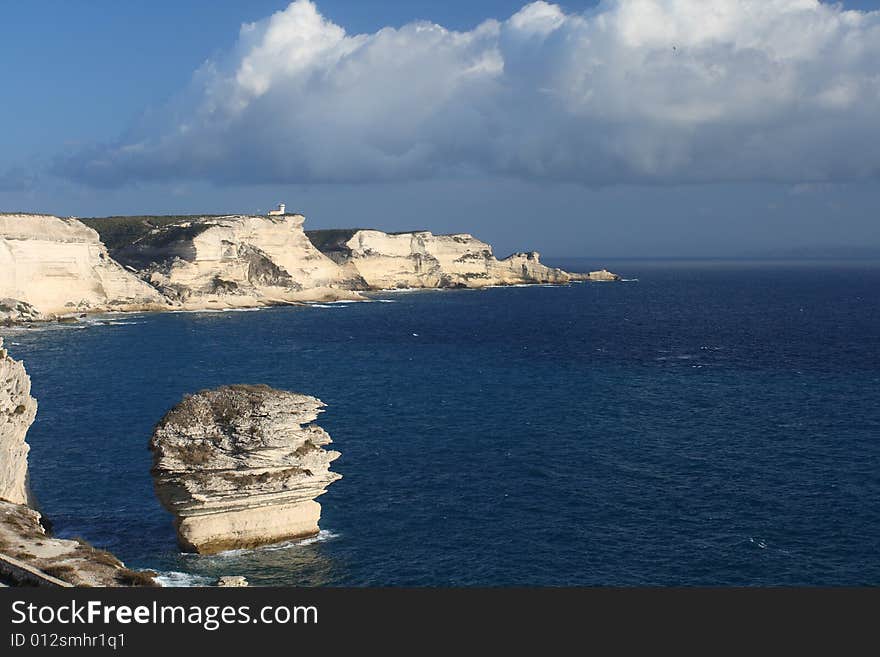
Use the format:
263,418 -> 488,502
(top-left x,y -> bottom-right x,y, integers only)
155,571 -> 215,587
288,529 -> 340,548
655,354 -> 696,362
247,529 -> 340,551
375,287 -> 445,294
193,529 -> 341,559
307,303 -> 349,309
167,308 -> 226,314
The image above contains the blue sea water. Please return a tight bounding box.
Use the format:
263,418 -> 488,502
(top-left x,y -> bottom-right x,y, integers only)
2,259 -> 879,586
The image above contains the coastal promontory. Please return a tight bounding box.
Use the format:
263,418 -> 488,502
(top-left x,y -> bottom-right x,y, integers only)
0,209 -> 621,323
149,385 -> 341,554
308,228 -> 581,288
91,214 -> 366,309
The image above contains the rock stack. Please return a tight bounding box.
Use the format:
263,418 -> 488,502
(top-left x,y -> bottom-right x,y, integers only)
149,385 -> 341,554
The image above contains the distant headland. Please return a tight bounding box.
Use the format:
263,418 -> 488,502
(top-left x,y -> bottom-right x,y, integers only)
1,208 -> 620,323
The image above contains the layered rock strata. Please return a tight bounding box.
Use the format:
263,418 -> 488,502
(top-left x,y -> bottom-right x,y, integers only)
0,338 -> 37,506
108,215 -> 365,308
0,214 -> 169,316
149,385 -> 341,554
310,229 -> 580,289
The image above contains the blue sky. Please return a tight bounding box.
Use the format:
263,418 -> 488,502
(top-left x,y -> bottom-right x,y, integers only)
2,0 -> 879,257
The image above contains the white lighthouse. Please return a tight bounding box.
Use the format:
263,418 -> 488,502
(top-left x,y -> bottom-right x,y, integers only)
268,203 -> 286,216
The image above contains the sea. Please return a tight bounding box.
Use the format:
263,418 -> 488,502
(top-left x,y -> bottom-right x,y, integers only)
2,259 -> 878,586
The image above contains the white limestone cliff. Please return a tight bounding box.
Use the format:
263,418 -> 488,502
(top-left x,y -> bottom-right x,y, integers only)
0,214 -> 169,316
320,229 -> 578,289
2,210 -> 621,321
0,338 -> 37,506
149,385 -> 341,554
587,269 -> 622,282
113,214 -> 365,308
0,339 -> 153,586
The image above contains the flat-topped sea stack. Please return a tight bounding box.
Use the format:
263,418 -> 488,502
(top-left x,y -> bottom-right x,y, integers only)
86,214 -> 365,309
149,385 -> 341,554
307,228 -> 581,289
0,214 -> 169,318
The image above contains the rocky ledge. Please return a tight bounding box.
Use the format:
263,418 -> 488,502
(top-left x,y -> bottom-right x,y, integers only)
0,338 -> 155,586
0,501 -> 156,587
308,228 -> 579,289
149,385 -> 341,555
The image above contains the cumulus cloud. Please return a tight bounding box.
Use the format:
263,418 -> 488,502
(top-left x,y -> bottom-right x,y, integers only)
58,0 -> 880,186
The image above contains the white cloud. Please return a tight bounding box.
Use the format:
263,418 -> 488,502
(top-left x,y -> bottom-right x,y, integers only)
59,0 -> 880,186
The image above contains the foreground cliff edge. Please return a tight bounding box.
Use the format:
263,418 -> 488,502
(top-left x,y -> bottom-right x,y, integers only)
0,338 -> 156,586
150,385 -> 341,555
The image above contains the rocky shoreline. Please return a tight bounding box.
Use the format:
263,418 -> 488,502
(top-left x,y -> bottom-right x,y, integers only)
0,338 -> 156,586
2,212 -> 620,324
1,335 -> 312,585
0,209 -> 620,585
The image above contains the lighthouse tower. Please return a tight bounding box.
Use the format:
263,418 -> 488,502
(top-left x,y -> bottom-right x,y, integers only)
268,203 -> 286,216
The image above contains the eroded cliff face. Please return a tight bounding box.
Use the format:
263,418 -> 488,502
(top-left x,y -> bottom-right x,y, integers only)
0,338 -> 37,507
112,215 -> 365,308
150,385 -> 341,554
0,339 -> 153,586
0,214 -> 169,316
587,269 -> 622,282
318,229 -> 576,289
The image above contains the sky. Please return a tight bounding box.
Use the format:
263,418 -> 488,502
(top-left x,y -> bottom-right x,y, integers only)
1,0 -> 879,258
